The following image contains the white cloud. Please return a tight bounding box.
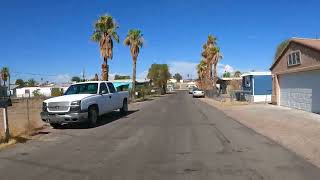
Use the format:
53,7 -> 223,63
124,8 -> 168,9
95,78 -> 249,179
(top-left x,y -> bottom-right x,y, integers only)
217,63 -> 235,75
53,74 -> 72,83
137,70 -> 148,80
169,61 -> 198,79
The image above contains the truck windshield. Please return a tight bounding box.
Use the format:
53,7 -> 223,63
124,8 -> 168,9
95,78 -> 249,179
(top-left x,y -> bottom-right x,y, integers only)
65,83 -> 98,95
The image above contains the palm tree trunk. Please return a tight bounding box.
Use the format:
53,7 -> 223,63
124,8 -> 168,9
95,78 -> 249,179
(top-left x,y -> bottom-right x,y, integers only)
132,58 -> 137,101
102,58 -> 108,81
213,63 -> 218,91
209,63 -> 213,80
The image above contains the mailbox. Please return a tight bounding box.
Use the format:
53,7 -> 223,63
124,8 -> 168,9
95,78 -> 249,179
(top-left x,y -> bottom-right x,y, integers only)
0,98 -> 12,108
0,86 -> 12,108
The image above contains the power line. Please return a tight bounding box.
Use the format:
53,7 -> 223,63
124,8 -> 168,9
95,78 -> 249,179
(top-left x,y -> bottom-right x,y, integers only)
11,71 -> 59,77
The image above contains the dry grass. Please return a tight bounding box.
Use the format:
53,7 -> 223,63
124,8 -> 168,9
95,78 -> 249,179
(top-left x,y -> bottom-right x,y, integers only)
0,98 -> 45,144
0,135 -> 31,150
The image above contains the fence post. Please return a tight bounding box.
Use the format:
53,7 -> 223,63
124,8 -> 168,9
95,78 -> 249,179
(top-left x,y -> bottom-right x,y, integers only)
26,97 -> 30,131
3,107 -> 10,143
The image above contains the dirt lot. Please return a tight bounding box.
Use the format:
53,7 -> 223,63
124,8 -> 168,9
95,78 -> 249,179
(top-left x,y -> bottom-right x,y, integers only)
0,98 -> 45,141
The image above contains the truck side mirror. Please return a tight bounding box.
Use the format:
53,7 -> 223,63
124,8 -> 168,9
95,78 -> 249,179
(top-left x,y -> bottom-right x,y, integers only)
100,90 -> 107,94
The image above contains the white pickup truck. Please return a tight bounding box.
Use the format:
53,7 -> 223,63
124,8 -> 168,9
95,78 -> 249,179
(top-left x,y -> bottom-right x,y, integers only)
40,81 -> 129,128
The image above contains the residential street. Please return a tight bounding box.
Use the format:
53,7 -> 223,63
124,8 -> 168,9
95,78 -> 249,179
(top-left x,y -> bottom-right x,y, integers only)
0,91 -> 320,179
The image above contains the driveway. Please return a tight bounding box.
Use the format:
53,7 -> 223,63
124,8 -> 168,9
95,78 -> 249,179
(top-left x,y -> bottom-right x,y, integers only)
0,91 -> 319,179
201,97 -> 320,168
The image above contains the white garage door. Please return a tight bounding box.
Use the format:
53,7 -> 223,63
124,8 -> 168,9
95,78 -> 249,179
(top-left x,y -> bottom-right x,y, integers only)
279,69 -> 320,113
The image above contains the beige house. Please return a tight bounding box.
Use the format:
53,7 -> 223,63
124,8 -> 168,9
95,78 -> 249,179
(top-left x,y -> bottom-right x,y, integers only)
270,38 -> 320,113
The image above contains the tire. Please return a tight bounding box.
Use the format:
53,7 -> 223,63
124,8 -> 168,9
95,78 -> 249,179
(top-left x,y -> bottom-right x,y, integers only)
88,106 -> 98,128
50,123 -> 62,129
120,99 -> 128,114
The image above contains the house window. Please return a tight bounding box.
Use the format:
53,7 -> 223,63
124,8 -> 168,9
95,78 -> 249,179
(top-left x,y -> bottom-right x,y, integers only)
288,51 -> 301,66
244,76 -> 250,88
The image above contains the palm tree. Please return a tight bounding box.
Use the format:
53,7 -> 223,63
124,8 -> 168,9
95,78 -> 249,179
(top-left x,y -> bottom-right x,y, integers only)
197,60 -> 207,79
201,35 -> 217,80
27,79 -> 36,87
234,71 -> 241,77
0,67 -> 10,86
212,48 -> 222,86
15,79 -> 25,87
92,15 -> 119,81
124,29 -> 144,100
197,60 -> 208,89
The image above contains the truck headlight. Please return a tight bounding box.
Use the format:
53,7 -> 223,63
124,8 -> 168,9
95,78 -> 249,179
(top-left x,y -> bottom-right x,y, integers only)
42,102 -> 48,112
70,100 -> 81,112
70,100 -> 81,106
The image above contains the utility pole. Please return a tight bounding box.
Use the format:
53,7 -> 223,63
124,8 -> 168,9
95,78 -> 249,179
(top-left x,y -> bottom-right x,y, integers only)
82,68 -> 86,82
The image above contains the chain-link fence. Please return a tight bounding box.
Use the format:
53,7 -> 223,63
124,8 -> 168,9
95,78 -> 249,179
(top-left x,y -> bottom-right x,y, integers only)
205,89 -> 253,103
0,97 -> 45,141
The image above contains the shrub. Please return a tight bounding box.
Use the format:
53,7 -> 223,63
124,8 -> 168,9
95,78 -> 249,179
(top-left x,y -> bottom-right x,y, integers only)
51,88 -> 64,97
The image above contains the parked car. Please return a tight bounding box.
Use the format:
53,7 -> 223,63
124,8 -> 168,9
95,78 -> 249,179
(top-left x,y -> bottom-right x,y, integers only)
192,88 -> 205,98
188,86 -> 197,94
40,81 -> 129,128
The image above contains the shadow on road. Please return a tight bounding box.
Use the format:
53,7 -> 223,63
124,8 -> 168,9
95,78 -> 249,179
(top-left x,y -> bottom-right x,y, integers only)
58,110 -> 139,129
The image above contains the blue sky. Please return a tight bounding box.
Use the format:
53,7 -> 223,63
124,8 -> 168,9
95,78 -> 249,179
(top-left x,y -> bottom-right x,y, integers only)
1,0 -> 320,82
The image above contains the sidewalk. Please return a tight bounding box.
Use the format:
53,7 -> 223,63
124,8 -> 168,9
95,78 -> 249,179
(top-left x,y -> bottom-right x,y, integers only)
200,98 -> 320,168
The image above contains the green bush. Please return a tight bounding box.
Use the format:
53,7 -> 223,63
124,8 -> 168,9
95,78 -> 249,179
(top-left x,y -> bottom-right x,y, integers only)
51,88 -> 64,97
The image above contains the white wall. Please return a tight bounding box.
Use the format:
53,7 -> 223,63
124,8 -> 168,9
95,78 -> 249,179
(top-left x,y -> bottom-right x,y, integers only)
253,95 -> 271,103
16,87 -> 52,98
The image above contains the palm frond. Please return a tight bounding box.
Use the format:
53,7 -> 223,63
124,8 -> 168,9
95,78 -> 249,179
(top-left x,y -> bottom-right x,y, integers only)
91,31 -> 102,42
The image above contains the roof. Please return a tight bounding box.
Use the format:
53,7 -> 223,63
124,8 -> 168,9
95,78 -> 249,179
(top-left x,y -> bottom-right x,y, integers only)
110,79 -> 149,83
221,77 -> 242,81
241,71 -> 271,77
270,38 -> 320,70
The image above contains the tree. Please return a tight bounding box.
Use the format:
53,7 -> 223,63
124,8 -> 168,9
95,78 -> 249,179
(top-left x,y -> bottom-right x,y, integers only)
173,73 -> 182,82
197,59 -> 207,81
15,79 -> 25,88
27,79 -> 37,87
274,39 -> 289,61
196,60 -> 208,89
0,67 -> 10,86
212,48 -> 222,85
223,72 -> 231,78
234,71 -> 242,77
92,14 -> 119,81
200,35 -> 222,90
114,74 -> 130,80
124,29 -> 144,100
147,64 -> 171,94
94,74 -> 99,81
71,76 -> 81,82
201,35 -> 217,80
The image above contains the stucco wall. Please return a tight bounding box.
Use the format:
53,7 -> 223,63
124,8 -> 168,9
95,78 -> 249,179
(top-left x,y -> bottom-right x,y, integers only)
271,42 -> 320,104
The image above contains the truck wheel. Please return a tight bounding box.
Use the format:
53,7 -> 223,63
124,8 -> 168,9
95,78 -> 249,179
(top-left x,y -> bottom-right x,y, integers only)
120,99 -> 128,114
50,123 -> 62,129
88,107 -> 98,128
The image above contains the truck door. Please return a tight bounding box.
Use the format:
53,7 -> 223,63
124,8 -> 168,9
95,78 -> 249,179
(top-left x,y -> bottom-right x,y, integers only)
98,82 -> 113,114
107,82 -> 120,110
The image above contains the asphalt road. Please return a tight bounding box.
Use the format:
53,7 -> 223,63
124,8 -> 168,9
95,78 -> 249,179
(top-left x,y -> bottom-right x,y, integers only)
0,91 -> 320,179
